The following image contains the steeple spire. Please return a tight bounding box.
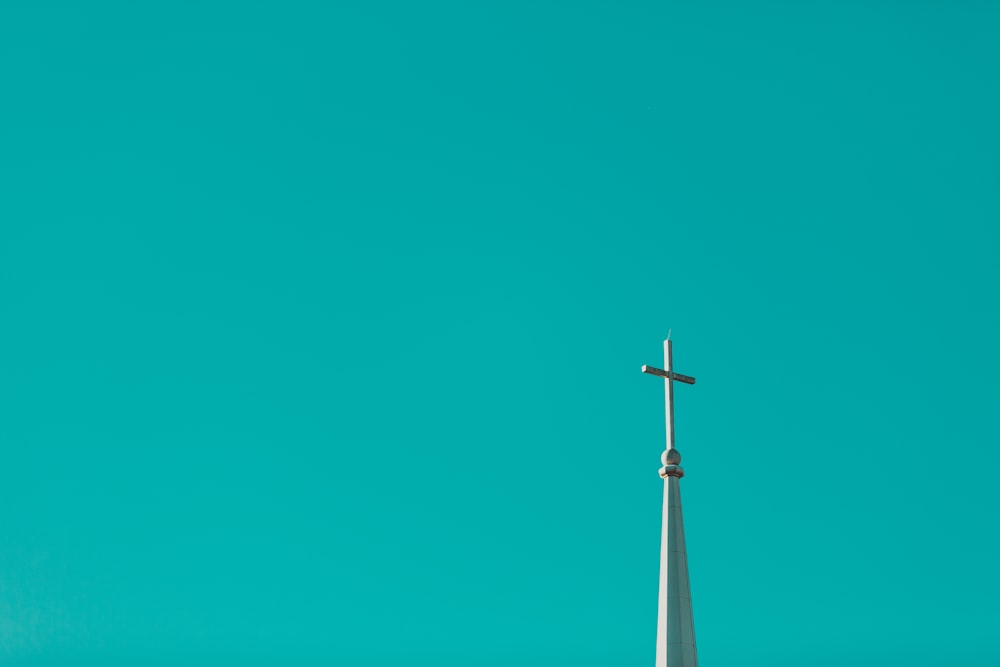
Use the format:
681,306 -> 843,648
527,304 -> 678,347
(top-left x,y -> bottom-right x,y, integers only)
643,338 -> 698,667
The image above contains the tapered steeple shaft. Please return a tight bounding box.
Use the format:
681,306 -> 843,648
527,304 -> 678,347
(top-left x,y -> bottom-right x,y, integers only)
656,459 -> 697,666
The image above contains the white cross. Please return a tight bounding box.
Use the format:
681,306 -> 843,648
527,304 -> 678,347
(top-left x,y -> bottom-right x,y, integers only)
642,338 -> 696,452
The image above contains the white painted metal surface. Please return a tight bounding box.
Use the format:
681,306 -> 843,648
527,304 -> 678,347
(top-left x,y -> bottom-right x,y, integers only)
645,339 -> 698,667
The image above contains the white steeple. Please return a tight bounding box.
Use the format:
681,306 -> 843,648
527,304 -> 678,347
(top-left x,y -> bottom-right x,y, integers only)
642,338 -> 698,667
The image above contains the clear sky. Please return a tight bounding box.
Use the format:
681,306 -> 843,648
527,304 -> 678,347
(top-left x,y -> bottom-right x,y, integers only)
1,2 -> 998,666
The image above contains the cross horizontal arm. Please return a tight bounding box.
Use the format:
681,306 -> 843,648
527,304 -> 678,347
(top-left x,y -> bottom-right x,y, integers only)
641,365 -> 696,385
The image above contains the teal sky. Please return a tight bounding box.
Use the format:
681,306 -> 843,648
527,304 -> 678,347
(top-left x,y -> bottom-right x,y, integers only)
1,2 -> 999,665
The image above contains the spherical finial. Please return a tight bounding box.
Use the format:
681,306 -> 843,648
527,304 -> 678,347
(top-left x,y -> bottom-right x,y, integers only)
661,448 -> 681,466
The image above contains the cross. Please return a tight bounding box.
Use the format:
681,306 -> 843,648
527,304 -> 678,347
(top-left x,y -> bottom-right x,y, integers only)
642,338 -> 696,452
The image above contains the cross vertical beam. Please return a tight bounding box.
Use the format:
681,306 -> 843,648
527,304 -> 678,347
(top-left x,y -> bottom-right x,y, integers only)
663,339 -> 675,452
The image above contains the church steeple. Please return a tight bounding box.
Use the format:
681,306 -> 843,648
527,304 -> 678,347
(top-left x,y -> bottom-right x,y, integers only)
643,339 -> 698,667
